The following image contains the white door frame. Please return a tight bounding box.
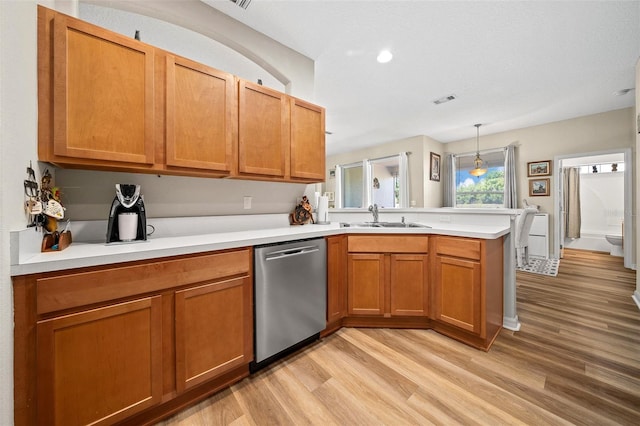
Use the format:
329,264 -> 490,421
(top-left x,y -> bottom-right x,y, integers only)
553,148 -> 634,269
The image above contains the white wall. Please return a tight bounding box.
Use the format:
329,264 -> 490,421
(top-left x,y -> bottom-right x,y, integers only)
0,2 -> 40,422
57,169 -> 308,220
445,108 -> 636,256
636,57 -> 640,303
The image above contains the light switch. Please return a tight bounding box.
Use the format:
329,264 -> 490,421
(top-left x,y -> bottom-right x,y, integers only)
243,196 -> 252,209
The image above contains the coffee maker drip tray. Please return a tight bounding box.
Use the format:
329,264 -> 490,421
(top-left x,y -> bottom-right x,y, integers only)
105,239 -> 151,246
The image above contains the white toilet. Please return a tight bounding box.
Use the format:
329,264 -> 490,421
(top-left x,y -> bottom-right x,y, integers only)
605,234 -> 623,257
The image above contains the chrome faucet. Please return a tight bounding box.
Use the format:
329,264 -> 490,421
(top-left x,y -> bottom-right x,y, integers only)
368,204 -> 379,223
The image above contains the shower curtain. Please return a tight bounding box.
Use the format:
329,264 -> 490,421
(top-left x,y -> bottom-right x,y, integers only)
563,167 -> 581,239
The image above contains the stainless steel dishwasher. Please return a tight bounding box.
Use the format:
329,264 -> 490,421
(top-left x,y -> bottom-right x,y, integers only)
252,238 -> 326,371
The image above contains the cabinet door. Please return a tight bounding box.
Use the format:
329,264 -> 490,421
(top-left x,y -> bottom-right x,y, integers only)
37,296 -> 163,426
52,14 -> 155,165
528,235 -> 548,259
327,235 -> 347,324
433,256 -> 481,334
390,254 -> 429,317
238,80 -> 288,177
290,97 -> 325,181
166,56 -> 236,173
347,253 -> 385,316
175,276 -> 252,392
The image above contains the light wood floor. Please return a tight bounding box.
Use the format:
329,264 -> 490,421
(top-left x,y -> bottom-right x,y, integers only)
159,249 -> 640,425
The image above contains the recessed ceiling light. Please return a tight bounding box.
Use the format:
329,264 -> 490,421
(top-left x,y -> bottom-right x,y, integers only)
376,50 -> 393,63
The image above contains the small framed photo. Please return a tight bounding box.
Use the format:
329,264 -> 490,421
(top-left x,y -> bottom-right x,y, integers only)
527,160 -> 552,177
529,178 -> 550,196
430,152 -> 441,182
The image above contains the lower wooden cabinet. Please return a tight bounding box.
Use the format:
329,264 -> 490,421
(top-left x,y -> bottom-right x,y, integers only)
346,235 -> 429,319
390,254 -> 430,317
175,276 -> 252,392
13,248 -> 253,426
326,235 -> 347,330
37,297 -> 163,426
431,236 -> 504,349
348,253 -> 385,315
433,255 -> 481,333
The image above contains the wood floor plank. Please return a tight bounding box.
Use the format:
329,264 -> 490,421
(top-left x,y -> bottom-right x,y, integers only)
160,249 -> 640,425
307,336 -> 428,424
261,360 -> 338,425
339,328 -> 543,425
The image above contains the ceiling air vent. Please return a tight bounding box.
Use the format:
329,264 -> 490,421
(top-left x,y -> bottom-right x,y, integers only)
433,94 -> 456,105
230,0 -> 252,10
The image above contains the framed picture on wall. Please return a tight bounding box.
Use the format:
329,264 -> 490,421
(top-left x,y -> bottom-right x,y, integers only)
527,160 -> 552,176
430,152 -> 441,182
529,178 -> 550,196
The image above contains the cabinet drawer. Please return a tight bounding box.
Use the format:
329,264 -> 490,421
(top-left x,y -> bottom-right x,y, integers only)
347,235 -> 428,253
36,249 -> 251,315
435,237 -> 481,260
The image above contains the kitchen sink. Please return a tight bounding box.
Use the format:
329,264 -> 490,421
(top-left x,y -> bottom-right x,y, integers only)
340,222 -> 431,228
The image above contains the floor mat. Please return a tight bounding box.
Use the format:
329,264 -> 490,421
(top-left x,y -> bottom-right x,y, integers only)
517,258 -> 560,277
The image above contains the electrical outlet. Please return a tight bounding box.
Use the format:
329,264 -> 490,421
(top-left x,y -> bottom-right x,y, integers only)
243,196 -> 252,209
439,215 -> 451,223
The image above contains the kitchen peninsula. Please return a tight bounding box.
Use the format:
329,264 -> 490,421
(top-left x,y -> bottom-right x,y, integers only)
11,210 -> 514,426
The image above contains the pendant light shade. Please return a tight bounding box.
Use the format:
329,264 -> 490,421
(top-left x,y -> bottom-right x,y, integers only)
469,123 -> 487,177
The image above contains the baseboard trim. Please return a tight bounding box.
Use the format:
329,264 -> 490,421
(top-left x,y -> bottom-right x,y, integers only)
632,291 -> 640,311
503,315 -> 521,331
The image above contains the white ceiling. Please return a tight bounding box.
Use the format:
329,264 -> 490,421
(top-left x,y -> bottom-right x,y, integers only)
199,1 -> 639,156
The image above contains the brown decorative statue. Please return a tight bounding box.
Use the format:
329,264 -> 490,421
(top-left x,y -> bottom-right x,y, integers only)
290,196 -> 315,225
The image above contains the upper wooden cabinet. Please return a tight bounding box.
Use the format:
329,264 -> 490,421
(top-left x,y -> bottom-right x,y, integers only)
238,81 -> 326,182
238,80 -> 289,178
38,6 -> 325,183
165,55 -> 236,175
290,97 -> 326,181
41,8 -> 156,167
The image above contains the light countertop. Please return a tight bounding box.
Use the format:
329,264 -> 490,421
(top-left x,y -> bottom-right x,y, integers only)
11,218 -> 510,276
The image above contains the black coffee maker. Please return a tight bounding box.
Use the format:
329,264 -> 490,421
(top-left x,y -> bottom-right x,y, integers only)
106,184 -> 147,243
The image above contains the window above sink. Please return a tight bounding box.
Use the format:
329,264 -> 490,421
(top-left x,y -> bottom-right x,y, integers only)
334,152 -> 410,209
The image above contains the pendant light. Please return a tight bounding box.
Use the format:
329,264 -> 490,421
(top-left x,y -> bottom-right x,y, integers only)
469,123 -> 487,177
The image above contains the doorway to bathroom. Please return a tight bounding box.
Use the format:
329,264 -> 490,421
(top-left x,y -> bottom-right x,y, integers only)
553,148 -> 633,269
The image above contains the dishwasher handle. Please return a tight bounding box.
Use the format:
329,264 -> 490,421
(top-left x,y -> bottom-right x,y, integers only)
264,245 -> 320,260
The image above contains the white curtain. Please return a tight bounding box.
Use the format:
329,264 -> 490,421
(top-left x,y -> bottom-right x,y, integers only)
563,167 -> 581,238
334,165 -> 343,208
398,152 -> 409,208
443,153 -> 455,207
504,144 -> 517,208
